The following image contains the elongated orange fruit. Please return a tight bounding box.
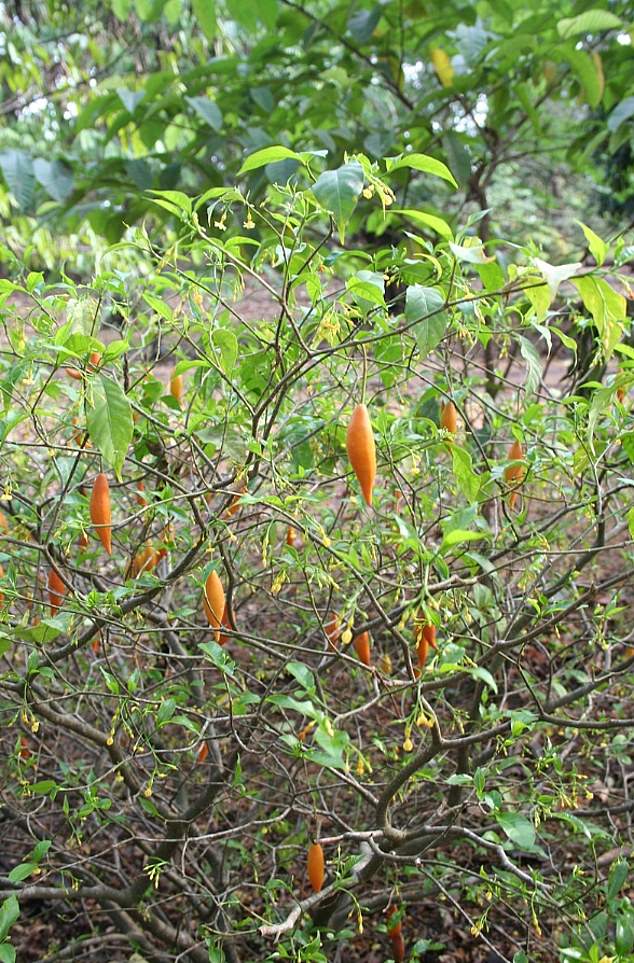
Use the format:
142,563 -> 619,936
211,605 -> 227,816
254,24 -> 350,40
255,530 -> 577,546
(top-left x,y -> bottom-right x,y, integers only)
203,570 -> 225,642
346,404 -> 376,506
225,484 -> 246,517
170,372 -> 184,406
90,473 -> 112,554
353,630 -> 371,666
307,842 -> 325,892
136,480 -> 147,507
286,525 -> 298,548
504,440 -> 525,510
325,612 -> 341,648
130,543 -> 159,578
196,740 -> 209,764
440,400 -> 457,434
0,510 -> 7,533
218,606 -> 231,646
48,567 -> 66,615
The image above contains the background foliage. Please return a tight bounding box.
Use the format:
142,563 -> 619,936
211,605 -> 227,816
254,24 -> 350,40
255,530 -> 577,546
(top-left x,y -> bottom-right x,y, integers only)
0,1 -> 634,962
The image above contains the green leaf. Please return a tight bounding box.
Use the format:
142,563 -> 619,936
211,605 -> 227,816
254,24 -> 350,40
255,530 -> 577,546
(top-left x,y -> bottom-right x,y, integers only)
405,285 -> 447,358
449,241 -> 492,264
286,661 -> 315,692
0,150 -> 35,209
0,943 -> 16,963
518,336 -> 542,395
557,9 -> 621,38
444,132 -> 471,185
347,5 -> 381,43
608,96 -> 634,133
607,859 -> 629,901
566,49 -> 604,108
576,221 -> 607,266
0,896 -> 19,942
238,146 -> 303,176
468,665 -> 498,695
451,447 -> 480,502
192,0 -> 216,40
573,276 -> 625,358
347,270 -> 385,307
30,780 -> 57,795
385,152 -> 457,188
33,159 -> 74,202
312,161 -> 364,243
441,529 -> 488,551
8,863 -> 35,884
394,208 -> 453,241
147,189 -> 192,215
86,376 -> 133,478
212,329 -> 238,374
199,641 -> 237,677
185,96 -> 223,131
495,812 -> 536,849
117,88 -> 144,114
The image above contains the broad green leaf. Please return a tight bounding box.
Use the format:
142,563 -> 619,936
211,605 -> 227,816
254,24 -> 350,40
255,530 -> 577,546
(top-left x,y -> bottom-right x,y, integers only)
404,285 -> 447,357
449,241 -> 492,264
8,863 -> 35,884
451,447 -> 480,502
238,146 -> 304,176
385,152 -> 457,188
441,529 -> 488,551
287,661 -> 315,692
0,943 -> 16,963
347,5 -> 381,43
607,859 -> 629,900
212,329 -> 238,373
468,665 -> 498,695
394,208 -> 453,241
185,96 -> 223,130
0,150 -> 35,209
566,49 -> 604,108
0,896 -> 19,943
86,376 -> 133,478
117,88 -> 144,114
147,189 -> 192,215
557,9 -> 621,38
608,96 -> 634,133
519,336 -> 542,395
312,161 -> 364,243
495,812 -> 536,849
33,159 -> 74,202
444,132 -> 471,185
192,0 -> 216,40
576,221 -> 607,266
30,780 -> 57,795
573,276 -> 625,358
199,640 -> 237,677
347,270 -> 385,307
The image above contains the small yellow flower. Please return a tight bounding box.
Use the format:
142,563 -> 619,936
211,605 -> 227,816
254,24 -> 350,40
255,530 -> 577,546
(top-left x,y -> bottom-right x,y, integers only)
341,628 -> 352,646
403,736 -> 414,752
243,214 -> 255,229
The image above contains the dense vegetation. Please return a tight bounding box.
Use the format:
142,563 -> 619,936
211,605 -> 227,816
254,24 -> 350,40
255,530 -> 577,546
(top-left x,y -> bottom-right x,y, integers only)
1,2 -> 633,962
